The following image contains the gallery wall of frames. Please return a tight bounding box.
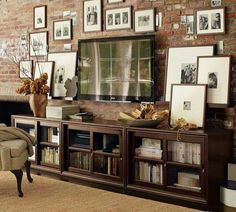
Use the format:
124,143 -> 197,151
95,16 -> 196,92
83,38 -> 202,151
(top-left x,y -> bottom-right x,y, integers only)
0,0 -> 235,119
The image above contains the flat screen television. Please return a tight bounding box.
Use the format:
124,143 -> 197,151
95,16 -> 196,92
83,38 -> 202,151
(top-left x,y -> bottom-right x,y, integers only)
78,35 -> 156,102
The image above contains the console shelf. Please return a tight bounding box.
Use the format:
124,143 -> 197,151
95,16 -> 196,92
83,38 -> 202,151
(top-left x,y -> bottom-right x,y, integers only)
11,115 -> 232,211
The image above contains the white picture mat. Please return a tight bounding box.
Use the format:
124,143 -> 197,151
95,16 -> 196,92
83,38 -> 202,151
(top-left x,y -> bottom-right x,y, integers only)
34,61 -> 54,88
108,0 -> 123,2
48,52 -> 77,97
135,9 -> 154,32
106,7 -> 131,30
196,8 -> 224,34
197,57 -> 230,105
170,85 -> 206,127
165,46 -> 214,101
34,6 -> 46,28
84,0 -> 101,32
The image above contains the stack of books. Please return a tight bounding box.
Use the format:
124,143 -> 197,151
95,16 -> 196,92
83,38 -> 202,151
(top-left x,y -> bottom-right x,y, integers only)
135,138 -> 162,159
70,152 -> 89,170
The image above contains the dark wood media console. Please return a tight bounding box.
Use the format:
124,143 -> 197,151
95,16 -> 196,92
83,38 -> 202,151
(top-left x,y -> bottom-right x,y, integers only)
12,115 -> 233,211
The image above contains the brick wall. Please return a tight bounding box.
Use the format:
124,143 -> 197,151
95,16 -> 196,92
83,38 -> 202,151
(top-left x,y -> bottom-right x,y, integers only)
0,0 -> 235,122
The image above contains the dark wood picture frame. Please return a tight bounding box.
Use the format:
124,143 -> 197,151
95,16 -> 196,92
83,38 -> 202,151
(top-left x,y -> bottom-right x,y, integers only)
105,6 -> 132,31
53,19 -> 72,41
134,8 -> 155,33
195,7 -> 225,35
107,0 -> 124,3
169,84 -> 207,128
83,0 -> 102,32
197,55 -> 231,108
19,60 -> 33,79
33,5 -> 47,29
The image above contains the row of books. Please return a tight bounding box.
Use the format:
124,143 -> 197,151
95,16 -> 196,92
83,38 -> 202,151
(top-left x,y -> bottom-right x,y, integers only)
93,155 -> 120,176
135,162 -> 163,184
168,142 -> 201,165
41,147 -> 59,165
70,152 -> 90,170
47,127 -> 60,144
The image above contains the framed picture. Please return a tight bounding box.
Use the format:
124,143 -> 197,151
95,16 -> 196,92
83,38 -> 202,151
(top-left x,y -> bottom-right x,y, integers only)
196,7 -> 225,35
53,19 -> 72,40
169,84 -> 207,128
19,60 -> 33,79
197,56 -> 231,107
164,45 -> 214,102
34,61 -> 54,95
134,9 -> 155,33
29,31 -> 48,56
211,0 -> 221,7
83,0 -> 102,32
105,7 -> 132,30
48,52 -> 77,97
34,5 -> 47,29
107,0 -> 124,3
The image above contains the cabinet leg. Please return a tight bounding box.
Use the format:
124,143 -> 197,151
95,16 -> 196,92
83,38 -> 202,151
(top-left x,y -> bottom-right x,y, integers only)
24,160 -> 33,183
10,169 -> 23,197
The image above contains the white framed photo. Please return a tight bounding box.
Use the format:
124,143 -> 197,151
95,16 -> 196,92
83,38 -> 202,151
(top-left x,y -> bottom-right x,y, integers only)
83,0 -> 102,32
34,61 -> 54,95
108,0 -> 124,3
34,5 -> 47,29
105,7 -> 132,30
48,52 -> 77,97
29,31 -> 48,56
164,45 -> 214,102
170,84 -> 207,128
19,60 -> 33,79
196,7 -> 225,35
197,56 -> 231,107
53,19 -> 72,40
135,9 -> 155,33
211,0 -> 221,7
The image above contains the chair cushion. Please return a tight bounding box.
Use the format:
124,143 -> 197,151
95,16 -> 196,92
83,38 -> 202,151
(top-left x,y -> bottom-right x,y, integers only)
0,139 -> 27,157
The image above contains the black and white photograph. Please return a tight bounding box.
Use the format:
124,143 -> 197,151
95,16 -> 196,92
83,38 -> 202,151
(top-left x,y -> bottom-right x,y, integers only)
196,8 -> 225,35
170,84 -> 207,128
211,0 -> 221,7
186,15 -> 194,23
29,31 -> 48,56
48,52 -> 77,97
83,0 -> 101,32
199,15 -> 209,30
211,13 -> 221,29
181,63 -> 196,84
53,20 -> 72,40
34,5 -> 47,29
197,56 -> 231,107
180,15 -> 187,24
208,72 -> 218,88
183,101 -> 191,111
19,60 -> 33,79
105,7 -> 131,30
135,9 -> 155,33
186,22 -> 194,34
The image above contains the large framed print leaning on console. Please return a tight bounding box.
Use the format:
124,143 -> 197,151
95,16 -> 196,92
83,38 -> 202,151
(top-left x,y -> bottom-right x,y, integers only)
169,84 -> 207,128
164,45 -> 214,102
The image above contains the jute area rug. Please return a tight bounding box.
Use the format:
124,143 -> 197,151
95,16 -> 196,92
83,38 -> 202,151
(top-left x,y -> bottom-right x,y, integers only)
0,172 -> 200,212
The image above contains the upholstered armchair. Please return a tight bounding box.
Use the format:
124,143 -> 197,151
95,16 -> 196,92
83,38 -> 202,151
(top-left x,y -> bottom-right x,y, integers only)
0,124 -> 34,197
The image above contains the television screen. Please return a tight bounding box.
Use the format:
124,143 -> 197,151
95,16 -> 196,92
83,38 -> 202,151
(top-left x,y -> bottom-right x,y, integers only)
78,35 -> 156,102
